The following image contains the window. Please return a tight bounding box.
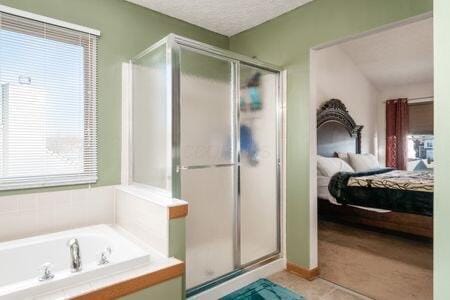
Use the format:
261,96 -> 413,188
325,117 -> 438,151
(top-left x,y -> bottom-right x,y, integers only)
407,135 -> 434,171
0,10 -> 98,190
407,101 -> 434,172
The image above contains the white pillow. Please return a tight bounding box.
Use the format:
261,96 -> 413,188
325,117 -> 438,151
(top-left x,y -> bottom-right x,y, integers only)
336,152 -> 350,164
317,156 -> 354,177
317,175 -> 331,187
317,165 -> 324,176
348,153 -> 380,172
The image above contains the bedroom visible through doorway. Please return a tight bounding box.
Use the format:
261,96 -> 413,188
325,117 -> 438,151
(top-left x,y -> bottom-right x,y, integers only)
311,15 -> 433,300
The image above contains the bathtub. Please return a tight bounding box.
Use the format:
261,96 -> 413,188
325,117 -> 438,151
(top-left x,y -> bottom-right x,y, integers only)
0,225 -> 150,299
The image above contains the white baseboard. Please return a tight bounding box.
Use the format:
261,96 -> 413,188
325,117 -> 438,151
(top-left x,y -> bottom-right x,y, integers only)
189,258 -> 286,300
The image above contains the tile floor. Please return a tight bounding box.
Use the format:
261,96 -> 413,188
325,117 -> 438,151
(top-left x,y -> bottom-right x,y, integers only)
268,271 -> 372,300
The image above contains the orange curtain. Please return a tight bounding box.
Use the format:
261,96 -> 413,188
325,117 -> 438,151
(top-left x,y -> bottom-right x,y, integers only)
386,99 -> 409,170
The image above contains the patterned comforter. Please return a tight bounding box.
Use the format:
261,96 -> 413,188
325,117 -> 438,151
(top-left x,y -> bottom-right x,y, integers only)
347,170 -> 433,193
329,168 -> 433,216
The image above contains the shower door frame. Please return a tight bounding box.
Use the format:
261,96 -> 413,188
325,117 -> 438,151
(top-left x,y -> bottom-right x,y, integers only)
133,34 -> 285,295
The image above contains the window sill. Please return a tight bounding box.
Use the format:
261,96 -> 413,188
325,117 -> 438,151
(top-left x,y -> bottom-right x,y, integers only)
0,175 -> 97,191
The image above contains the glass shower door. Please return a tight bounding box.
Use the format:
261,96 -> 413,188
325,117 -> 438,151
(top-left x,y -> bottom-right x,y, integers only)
130,34 -> 283,295
179,47 -> 237,289
239,65 -> 279,265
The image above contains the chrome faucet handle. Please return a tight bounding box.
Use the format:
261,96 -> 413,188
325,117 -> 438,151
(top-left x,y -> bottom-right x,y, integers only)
67,238 -> 78,247
67,238 -> 82,272
98,246 -> 112,265
38,262 -> 55,281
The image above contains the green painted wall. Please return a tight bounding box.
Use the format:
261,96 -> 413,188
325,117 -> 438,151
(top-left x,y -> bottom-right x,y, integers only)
0,0 -> 228,196
434,0 -> 449,299
229,0 -> 432,268
169,218 -> 186,260
120,277 -> 182,300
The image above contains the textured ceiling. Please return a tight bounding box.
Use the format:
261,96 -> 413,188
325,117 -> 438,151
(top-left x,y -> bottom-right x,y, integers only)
126,0 -> 314,36
339,18 -> 433,90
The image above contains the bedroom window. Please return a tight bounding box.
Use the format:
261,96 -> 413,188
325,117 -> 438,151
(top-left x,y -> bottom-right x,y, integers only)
407,135 -> 434,171
0,10 -> 99,190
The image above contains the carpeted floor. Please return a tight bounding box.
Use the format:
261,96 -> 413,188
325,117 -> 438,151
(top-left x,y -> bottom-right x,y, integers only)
318,220 -> 433,300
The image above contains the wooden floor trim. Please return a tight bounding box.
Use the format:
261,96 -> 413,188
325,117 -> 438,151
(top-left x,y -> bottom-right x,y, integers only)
72,262 -> 184,300
286,261 -> 320,281
169,204 -> 188,219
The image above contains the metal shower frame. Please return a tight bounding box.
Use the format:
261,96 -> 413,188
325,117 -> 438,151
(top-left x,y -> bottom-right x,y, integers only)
131,33 -> 285,295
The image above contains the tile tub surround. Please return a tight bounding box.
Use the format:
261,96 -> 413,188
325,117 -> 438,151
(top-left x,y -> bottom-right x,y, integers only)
0,184 -> 188,248
116,188 -> 168,256
0,186 -> 115,242
0,184 -> 188,299
115,185 -> 188,257
0,182 -> 188,298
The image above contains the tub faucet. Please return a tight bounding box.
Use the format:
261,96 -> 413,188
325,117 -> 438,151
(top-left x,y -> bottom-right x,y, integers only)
67,238 -> 82,272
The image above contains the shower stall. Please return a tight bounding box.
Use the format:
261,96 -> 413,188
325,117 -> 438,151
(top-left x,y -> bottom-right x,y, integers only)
130,34 -> 283,294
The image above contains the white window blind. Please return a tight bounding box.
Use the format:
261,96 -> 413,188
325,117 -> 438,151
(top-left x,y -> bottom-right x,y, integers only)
0,11 -> 98,190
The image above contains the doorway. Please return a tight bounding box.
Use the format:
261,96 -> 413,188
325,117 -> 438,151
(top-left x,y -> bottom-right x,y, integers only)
310,15 -> 434,299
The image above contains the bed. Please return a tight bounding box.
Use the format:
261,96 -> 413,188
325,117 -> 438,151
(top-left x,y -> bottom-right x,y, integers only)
317,99 -> 433,238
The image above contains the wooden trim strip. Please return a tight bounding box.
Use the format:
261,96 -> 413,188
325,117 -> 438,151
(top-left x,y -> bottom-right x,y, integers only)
169,204 -> 188,219
72,262 -> 185,300
286,262 -> 320,281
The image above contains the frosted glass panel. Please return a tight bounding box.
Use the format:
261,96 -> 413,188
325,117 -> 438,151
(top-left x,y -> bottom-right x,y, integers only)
239,65 -> 278,264
130,37 -> 282,292
180,48 -> 234,166
183,166 -> 236,289
132,45 -> 170,191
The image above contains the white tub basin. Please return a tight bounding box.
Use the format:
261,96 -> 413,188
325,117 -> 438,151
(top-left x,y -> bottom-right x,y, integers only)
0,225 -> 150,299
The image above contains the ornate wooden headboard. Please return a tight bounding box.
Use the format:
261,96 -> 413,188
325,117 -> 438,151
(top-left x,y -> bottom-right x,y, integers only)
317,99 -> 363,157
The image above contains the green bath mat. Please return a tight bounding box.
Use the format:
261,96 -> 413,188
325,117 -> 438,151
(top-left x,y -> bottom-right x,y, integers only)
220,279 -> 304,300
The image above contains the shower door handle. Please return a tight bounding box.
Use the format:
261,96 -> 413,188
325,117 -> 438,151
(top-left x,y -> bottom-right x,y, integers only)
177,163 -> 238,172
